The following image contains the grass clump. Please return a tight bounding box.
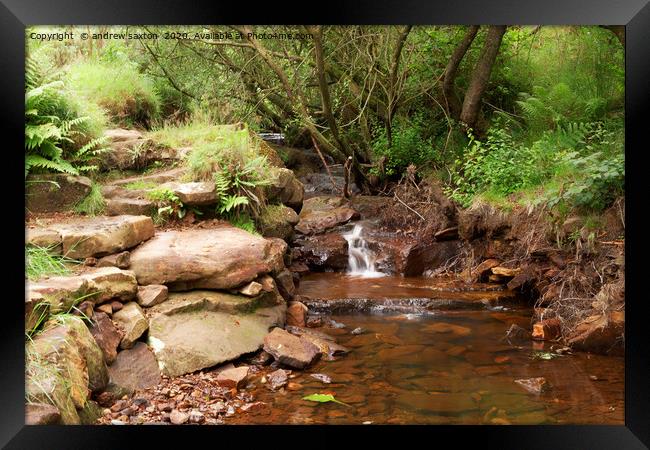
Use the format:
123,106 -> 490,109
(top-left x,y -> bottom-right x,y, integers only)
26,245 -> 79,281
67,60 -> 160,128
146,121 -> 240,149
73,183 -> 106,216
124,180 -> 158,191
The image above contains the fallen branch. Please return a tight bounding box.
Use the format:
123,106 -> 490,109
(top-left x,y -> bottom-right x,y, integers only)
394,192 -> 425,221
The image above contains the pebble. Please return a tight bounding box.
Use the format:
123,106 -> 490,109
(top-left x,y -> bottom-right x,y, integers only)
110,419 -> 127,425
351,327 -> 365,335
169,409 -> 189,425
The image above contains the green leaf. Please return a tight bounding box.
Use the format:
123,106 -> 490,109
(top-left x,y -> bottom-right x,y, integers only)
302,393 -> 351,407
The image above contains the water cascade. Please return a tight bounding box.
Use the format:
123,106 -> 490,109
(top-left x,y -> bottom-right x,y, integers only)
343,224 -> 385,278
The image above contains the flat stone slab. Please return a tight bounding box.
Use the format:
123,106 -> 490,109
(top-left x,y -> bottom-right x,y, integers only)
160,181 -> 218,206
129,227 -> 286,290
263,327 -> 321,369
147,300 -> 286,377
107,198 -> 155,216
27,215 -> 154,259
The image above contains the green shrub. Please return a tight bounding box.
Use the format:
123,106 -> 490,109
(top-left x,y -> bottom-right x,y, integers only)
147,188 -> 186,223
26,245 -> 78,280
67,61 -> 161,127
371,113 -> 434,176
25,58 -> 108,177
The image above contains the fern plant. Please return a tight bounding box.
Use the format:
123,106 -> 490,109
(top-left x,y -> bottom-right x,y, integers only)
25,57 -> 107,178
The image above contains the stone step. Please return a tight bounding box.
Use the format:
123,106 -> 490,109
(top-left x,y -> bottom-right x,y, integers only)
26,215 -> 155,259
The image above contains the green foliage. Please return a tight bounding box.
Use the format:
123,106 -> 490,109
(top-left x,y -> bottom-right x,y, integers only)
228,214 -> 260,235
26,245 -> 79,280
67,60 -> 161,127
25,57 -> 108,178
371,113 -> 434,176
302,393 -> 351,407
147,188 -> 185,223
73,183 -> 106,216
124,180 -> 158,191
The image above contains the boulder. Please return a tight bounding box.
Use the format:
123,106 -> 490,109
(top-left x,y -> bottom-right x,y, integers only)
136,284 -> 168,307
257,204 -> 300,241
26,174 -> 92,213
160,181 -> 218,206
403,240 -> 462,276
51,316 -> 109,392
26,228 -> 62,254
112,302 -> 148,349
295,204 -> 359,235
263,328 -> 321,369
27,322 -> 88,411
106,342 -> 161,398
106,198 -> 155,216
491,267 -> 521,278
294,232 -> 349,271
266,168 -> 305,212
29,215 -> 154,259
79,267 -> 138,303
147,292 -> 286,377
567,311 -> 624,355
97,251 -> 131,269
129,227 -> 286,290
28,276 -> 93,315
25,402 -> 61,425
89,312 -> 123,365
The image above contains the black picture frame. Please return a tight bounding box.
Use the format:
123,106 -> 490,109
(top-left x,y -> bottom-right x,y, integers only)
4,0 -> 649,447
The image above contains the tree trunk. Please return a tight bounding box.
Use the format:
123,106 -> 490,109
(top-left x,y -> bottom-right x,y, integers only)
386,25 -> 412,147
442,25 -> 480,120
460,25 -> 507,130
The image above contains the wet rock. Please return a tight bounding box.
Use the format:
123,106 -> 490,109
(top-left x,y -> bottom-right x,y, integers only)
285,325 -> 349,359
403,241 -> 462,276
306,316 -> 323,328
249,350 -> 274,366
239,281 -> 263,297
567,310 -> 624,356
351,327 -> 365,335
295,197 -> 359,235
112,302 -> 148,349
266,168 -> 305,212
294,232 -> 348,270
106,197 -> 155,216
215,364 -> 250,388
147,293 -> 286,377
89,312 -> 123,365
79,267 -> 138,303
275,269 -> 296,300
136,284 -> 168,307
514,377 -> 549,394
106,342 -> 161,398
266,369 -> 290,390
34,215 -> 155,259
129,227 -> 286,290
170,409 -> 189,425
286,301 -> 308,327
97,251 -> 131,269
263,328 -> 321,369
25,402 -> 61,425
421,322 -> 471,337
532,318 -> 562,341
310,373 -> 332,384
504,323 -> 532,342
26,174 -> 92,213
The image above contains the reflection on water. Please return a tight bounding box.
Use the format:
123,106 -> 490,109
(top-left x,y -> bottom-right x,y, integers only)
227,275 -> 624,425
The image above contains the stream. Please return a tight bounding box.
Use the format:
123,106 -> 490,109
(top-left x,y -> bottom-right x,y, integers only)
226,273 -> 624,425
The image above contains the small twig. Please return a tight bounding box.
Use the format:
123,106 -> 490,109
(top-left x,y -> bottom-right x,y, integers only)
310,135 -> 342,194
394,192 -> 425,221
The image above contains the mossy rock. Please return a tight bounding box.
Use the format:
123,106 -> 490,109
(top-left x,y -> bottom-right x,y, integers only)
257,204 -> 299,241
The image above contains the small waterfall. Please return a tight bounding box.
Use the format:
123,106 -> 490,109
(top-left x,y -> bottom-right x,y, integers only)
343,224 -> 385,278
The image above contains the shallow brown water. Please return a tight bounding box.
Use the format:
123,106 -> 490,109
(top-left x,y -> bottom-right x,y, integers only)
228,274 -> 624,425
